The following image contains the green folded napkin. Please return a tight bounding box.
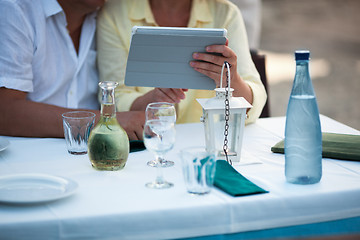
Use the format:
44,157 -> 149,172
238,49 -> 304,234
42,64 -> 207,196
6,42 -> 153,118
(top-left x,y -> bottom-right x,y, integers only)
213,160 -> 268,196
129,140 -> 146,153
271,132 -> 360,161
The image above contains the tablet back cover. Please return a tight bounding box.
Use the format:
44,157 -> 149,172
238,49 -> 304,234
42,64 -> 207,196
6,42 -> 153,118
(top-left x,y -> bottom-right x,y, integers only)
125,26 -> 227,90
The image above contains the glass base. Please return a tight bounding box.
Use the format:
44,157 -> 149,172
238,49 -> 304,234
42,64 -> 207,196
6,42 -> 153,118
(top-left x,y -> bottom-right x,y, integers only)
145,181 -> 173,189
147,159 -> 174,168
91,163 -> 125,171
286,176 -> 321,185
68,150 -> 87,155
188,190 -> 211,195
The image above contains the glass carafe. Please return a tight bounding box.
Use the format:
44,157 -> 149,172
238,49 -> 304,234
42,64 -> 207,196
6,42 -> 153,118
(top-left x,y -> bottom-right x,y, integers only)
88,81 -> 129,171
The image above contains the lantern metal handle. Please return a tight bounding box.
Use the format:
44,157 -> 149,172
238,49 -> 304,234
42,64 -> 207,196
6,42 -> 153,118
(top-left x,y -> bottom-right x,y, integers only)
220,61 -> 231,90
220,61 -> 232,165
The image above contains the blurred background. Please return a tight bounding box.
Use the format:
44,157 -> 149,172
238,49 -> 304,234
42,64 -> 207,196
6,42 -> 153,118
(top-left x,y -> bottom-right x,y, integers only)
258,0 -> 360,130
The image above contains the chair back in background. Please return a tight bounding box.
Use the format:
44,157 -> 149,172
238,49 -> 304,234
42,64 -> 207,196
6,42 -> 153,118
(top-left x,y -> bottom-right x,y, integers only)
250,49 -> 270,118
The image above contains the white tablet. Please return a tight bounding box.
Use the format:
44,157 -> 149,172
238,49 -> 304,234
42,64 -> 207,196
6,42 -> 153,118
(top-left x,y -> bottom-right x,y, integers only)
124,26 -> 227,90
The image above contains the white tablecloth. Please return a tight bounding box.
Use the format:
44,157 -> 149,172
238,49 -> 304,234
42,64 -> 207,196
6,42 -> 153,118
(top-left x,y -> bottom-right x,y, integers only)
0,115 -> 359,239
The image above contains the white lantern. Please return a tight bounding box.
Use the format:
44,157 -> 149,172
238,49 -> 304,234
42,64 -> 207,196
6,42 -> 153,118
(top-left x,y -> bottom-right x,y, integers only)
197,62 -> 252,163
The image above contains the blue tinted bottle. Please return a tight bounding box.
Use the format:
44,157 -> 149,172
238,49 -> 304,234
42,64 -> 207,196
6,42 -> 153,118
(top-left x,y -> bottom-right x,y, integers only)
285,50 -> 322,184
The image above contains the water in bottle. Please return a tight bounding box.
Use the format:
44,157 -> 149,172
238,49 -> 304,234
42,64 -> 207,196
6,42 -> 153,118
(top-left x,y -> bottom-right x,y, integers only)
285,50 -> 322,184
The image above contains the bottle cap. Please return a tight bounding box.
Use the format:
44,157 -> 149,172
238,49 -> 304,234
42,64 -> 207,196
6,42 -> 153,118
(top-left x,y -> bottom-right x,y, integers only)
295,50 -> 310,60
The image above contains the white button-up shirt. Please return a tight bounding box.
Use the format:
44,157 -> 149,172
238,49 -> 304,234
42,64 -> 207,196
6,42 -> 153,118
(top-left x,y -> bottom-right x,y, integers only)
0,0 -> 100,110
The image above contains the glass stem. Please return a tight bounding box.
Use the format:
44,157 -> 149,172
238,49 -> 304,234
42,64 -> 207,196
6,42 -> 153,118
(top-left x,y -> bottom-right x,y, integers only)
158,157 -> 165,165
155,155 -> 165,184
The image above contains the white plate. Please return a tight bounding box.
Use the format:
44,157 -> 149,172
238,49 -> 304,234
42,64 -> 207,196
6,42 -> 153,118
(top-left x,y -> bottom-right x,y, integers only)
0,138 -> 10,152
0,173 -> 78,204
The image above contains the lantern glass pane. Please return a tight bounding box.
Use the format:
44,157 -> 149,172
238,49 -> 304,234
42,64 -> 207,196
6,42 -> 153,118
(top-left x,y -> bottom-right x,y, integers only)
203,111 -> 212,148
209,112 -> 242,159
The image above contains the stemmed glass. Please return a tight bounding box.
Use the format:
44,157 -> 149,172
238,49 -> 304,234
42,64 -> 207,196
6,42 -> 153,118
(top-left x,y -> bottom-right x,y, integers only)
145,102 -> 176,167
143,102 -> 176,189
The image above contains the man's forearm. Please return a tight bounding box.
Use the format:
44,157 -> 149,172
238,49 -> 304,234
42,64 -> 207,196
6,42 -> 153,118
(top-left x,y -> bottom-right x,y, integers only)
0,98 -> 98,138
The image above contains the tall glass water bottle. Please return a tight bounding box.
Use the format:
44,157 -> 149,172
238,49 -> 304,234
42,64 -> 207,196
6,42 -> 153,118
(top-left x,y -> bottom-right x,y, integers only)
285,50 -> 322,184
88,81 -> 129,171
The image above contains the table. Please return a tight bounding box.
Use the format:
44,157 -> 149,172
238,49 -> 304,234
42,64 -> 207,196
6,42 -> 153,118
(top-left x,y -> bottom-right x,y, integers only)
0,115 -> 359,240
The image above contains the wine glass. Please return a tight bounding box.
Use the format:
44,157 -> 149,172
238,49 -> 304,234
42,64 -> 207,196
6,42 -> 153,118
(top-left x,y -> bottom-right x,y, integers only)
143,118 -> 176,189
145,102 -> 176,167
